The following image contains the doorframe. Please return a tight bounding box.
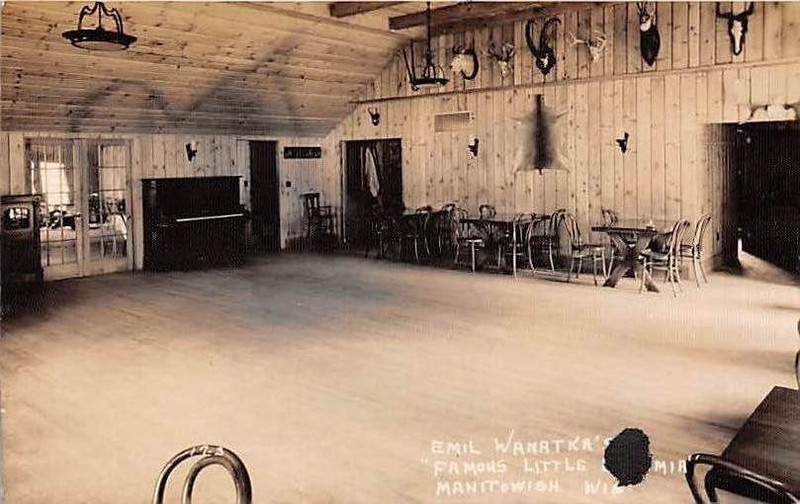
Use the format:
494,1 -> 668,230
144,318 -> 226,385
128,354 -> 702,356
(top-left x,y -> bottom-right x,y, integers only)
80,138 -> 135,277
340,137 -> 403,246
247,139 -> 281,252
25,137 -> 83,281
25,136 -> 134,281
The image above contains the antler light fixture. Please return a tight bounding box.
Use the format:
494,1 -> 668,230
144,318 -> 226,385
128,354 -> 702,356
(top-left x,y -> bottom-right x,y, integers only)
402,2 -> 449,91
62,2 -> 137,51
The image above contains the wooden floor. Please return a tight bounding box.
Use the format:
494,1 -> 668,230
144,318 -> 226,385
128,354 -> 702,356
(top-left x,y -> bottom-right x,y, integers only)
0,253 -> 797,503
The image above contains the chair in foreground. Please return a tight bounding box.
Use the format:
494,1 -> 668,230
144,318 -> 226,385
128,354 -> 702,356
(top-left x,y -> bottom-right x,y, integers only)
562,211 -> 607,285
639,219 -> 691,296
680,213 -> 713,287
685,453 -> 799,504
153,444 -> 252,504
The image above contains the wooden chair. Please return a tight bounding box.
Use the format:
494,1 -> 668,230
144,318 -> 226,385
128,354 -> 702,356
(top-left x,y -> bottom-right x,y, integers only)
527,209 -> 564,274
153,445 -> 252,504
435,203 -> 456,255
680,213 -> 713,287
686,453 -> 799,504
639,219 -> 691,296
498,214 -> 532,274
399,207 -> 431,262
452,208 -> 483,272
479,204 -> 497,219
601,207 -> 619,271
562,211 -> 607,285
301,192 -> 334,250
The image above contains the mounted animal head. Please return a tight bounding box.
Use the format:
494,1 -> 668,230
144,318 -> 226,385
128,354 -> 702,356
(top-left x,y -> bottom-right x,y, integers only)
716,2 -> 755,56
525,17 -> 561,76
566,29 -> 607,62
450,46 -> 479,80
468,137 -> 479,157
636,2 -> 660,67
486,42 -> 515,79
185,141 -> 198,162
367,107 -> 380,126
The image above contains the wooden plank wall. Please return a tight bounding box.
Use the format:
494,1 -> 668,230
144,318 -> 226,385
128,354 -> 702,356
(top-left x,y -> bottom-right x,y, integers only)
0,132 -> 338,270
323,1 -> 800,264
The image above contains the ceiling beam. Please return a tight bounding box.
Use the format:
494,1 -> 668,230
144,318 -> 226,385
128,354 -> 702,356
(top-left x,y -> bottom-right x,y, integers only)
329,2 -> 404,18
428,2 -> 604,37
389,2 -> 539,30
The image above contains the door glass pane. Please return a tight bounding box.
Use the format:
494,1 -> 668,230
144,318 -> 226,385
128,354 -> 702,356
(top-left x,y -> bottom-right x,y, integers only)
28,140 -> 78,268
88,143 -> 128,262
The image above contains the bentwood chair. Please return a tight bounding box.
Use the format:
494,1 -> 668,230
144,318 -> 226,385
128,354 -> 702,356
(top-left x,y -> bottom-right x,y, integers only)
498,214 -> 531,274
479,204 -> 497,219
435,203 -> 456,255
562,211 -> 607,285
686,453 -> 799,504
153,445 -> 252,504
680,213 -> 713,287
399,207 -> 431,262
639,219 -> 691,296
452,208 -> 484,272
527,209 -> 564,274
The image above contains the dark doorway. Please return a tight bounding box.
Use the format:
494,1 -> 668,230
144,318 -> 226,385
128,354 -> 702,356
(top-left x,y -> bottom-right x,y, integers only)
343,139 -> 403,250
734,121 -> 800,273
249,141 -> 280,252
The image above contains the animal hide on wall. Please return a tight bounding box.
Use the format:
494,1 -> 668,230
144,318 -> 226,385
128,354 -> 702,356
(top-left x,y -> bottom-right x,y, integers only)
513,95 -> 565,171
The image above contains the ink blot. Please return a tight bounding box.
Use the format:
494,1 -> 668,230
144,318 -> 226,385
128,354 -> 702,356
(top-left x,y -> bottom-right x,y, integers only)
603,428 -> 652,486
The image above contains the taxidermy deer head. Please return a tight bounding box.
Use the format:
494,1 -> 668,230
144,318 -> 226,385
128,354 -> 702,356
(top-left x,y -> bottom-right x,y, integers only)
486,42 -> 515,79
450,46 -> 479,80
567,29 -> 607,62
367,107 -> 380,126
525,18 -> 561,76
637,2 -> 660,67
716,2 -> 755,56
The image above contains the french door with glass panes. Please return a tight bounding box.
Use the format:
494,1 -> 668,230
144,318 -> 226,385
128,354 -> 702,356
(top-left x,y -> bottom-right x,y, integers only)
28,138 -> 133,280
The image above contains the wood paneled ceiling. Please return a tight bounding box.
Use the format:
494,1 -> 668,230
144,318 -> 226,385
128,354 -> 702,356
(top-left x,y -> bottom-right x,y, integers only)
1,1 -> 445,136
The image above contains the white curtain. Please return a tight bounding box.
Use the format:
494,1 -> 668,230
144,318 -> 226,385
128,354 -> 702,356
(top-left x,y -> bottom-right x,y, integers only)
365,146 -> 380,198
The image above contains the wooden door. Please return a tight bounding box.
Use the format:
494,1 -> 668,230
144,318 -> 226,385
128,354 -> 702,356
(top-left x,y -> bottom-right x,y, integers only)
249,141 -> 280,252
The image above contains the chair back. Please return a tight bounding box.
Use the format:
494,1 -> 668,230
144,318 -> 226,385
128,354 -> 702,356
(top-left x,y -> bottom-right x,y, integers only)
666,219 -> 691,256
686,453 -> 800,504
152,445 -> 252,504
560,211 -> 584,249
441,203 -> 456,212
692,213 -> 713,252
416,205 -> 433,213
301,192 -> 321,215
601,207 -> 619,225
450,207 -> 469,240
479,204 -> 497,219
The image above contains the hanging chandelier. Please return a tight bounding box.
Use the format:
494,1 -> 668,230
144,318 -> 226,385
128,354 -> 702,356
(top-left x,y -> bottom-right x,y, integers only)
402,2 -> 449,91
62,2 -> 137,51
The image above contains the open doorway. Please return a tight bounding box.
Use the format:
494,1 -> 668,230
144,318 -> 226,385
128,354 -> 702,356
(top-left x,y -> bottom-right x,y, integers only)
733,121 -> 800,274
343,139 -> 403,250
249,141 -> 280,252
